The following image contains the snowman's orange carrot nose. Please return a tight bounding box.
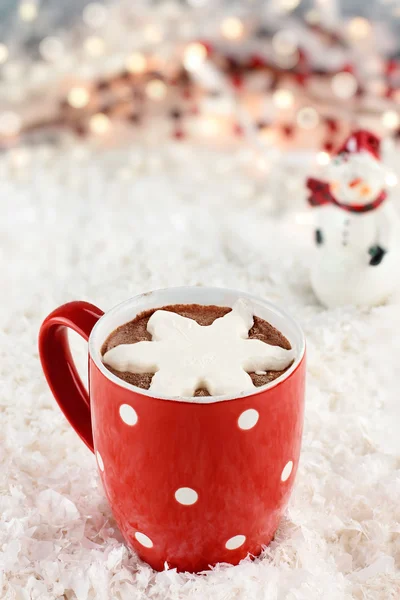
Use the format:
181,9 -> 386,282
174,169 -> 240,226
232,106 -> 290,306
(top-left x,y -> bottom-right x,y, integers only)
360,184 -> 371,197
349,178 -> 362,188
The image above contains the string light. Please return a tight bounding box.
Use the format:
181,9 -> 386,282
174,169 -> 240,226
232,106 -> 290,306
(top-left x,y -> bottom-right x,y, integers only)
144,24 -> 163,43
84,36 -> 105,57
125,52 -> 147,74
221,17 -> 244,40
0,111 -> 22,136
382,110 -> 400,130
331,72 -> 358,99
89,113 -> 111,134
273,89 -> 294,109
347,17 -> 371,41
316,151 -> 331,166
67,87 -> 90,109
0,43 -> 8,64
297,107 -> 319,129
82,3 -> 108,28
183,42 -> 207,71
39,37 -> 64,62
19,1 -> 38,22
145,79 -> 167,100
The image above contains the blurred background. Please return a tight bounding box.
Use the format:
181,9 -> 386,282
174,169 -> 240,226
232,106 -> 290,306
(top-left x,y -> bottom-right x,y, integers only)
2,3 -> 400,599
1,0 -> 400,162
1,0 -> 399,231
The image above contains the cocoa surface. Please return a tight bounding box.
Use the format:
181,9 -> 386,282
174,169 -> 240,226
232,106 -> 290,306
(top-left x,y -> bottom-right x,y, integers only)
101,303 -> 292,396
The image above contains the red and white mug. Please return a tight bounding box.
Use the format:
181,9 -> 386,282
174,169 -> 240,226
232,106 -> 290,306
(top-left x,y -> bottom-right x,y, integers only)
39,287 -> 306,572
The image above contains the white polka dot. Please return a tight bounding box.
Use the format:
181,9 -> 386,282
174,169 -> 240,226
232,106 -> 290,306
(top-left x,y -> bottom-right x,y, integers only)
135,531 -> 153,548
96,451 -> 104,472
281,460 -> 293,482
238,409 -> 259,430
119,404 -> 138,426
225,534 -> 246,550
175,487 -> 198,505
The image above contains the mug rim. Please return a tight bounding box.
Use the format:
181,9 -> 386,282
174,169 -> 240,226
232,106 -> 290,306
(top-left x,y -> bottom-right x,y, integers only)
88,286 -> 306,404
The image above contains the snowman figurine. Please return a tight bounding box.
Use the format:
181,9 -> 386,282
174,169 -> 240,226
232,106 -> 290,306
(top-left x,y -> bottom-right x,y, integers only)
306,130 -> 400,308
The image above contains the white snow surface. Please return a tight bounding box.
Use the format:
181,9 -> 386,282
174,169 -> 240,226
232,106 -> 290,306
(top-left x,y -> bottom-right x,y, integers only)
1,141 -> 399,600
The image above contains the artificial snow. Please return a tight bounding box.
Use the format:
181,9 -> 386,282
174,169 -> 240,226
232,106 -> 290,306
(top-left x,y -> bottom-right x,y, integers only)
1,141 -> 399,599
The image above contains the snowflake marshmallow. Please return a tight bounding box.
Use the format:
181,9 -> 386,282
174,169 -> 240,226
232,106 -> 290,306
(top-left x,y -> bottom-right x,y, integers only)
103,299 -> 294,397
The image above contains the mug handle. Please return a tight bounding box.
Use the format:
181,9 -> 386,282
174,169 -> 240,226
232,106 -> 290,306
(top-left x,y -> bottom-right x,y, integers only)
38,301 -> 104,452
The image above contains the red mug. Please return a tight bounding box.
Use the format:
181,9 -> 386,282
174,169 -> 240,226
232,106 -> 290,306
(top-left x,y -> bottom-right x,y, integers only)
39,286 -> 306,572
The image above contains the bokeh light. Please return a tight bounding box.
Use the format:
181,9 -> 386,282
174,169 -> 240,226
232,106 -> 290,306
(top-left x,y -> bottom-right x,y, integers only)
89,113 -> 111,134
183,43 -> 207,71
67,87 -> 90,109
317,151 -> 331,166
347,17 -> 371,40
221,17 -> 244,40
84,36 -> 106,57
125,52 -> 147,74
331,72 -> 358,99
273,89 -> 295,109
280,0 -> 301,11
272,30 -> 298,56
144,24 -> 164,43
0,44 -> 9,65
382,110 -> 400,130
39,37 -> 64,62
145,79 -> 168,100
19,1 -> 38,22
297,107 -> 319,129
82,3 -> 108,28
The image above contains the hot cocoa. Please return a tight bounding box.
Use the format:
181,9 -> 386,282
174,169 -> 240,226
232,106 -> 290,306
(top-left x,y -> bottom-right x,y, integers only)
101,301 -> 293,397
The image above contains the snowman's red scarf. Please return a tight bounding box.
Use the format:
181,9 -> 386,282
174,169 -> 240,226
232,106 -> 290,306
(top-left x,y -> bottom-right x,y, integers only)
306,178 -> 387,213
